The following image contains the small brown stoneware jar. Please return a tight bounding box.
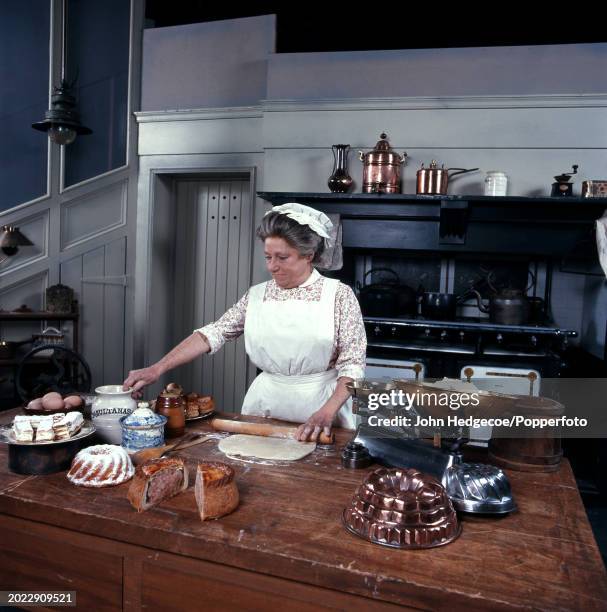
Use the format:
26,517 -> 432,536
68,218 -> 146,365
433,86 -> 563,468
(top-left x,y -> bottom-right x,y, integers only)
155,392 -> 185,438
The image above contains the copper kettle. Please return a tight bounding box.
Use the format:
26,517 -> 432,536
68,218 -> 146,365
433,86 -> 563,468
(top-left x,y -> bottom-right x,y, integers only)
416,160 -> 479,195
358,133 -> 407,194
469,270 -> 536,325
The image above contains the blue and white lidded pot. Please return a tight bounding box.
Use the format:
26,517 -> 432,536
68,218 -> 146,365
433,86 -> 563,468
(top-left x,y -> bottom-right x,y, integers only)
120,407 -> 167,452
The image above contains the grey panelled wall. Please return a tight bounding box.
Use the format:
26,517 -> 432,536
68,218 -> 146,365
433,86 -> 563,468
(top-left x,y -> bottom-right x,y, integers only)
169,179 -> 252,411
141,15 -> 274,111
0,1 -> 143,399
60,236 -> 127,388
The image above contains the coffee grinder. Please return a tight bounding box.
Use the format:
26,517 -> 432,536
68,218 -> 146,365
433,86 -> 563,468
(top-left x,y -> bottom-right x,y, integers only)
551,164 -> 578,197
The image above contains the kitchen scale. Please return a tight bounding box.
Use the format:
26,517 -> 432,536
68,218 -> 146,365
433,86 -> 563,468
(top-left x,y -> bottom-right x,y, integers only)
345,379 -> 517,514
346,379 -> 463,480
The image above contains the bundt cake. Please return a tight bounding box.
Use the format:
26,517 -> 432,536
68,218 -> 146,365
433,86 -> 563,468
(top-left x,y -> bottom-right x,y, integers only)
67,444 -> 134,487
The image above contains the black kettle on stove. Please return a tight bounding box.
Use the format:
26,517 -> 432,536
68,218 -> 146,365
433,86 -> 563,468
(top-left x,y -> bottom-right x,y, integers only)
356,268 -> 417,317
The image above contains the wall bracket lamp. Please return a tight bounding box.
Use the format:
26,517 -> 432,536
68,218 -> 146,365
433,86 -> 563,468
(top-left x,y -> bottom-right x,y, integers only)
0,225 -> 33,264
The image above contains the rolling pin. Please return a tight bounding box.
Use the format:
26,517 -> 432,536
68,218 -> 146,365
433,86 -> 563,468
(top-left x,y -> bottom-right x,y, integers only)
211,418 -> 335,445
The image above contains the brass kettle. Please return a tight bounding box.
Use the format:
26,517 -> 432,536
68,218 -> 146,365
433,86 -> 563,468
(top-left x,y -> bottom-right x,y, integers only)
358,133 -> 407,194
416,160 -> 479,195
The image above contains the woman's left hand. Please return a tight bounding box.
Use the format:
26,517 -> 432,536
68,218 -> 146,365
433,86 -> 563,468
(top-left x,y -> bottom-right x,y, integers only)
296,405 -> 337,442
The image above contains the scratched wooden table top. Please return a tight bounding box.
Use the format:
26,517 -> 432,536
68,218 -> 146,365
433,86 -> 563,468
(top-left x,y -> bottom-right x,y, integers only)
0,409 -> 606,611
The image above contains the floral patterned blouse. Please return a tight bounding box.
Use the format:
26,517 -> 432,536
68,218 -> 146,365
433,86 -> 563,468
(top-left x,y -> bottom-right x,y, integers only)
195,269 -> 366,380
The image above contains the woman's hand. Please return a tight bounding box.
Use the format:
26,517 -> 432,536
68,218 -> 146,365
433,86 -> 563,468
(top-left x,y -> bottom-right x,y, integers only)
296,405 -> 338,442
123,364 -> 161,398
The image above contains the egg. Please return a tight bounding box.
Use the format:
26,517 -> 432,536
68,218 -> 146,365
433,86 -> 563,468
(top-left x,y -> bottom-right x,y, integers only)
41,391 -> 64,411
27,397 -> 43,411
64,395 -> 83,408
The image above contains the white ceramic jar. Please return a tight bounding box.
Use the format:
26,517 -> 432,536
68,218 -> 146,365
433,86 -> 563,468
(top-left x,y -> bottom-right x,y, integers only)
484,171 -> 508,196
92,385 -> 137,444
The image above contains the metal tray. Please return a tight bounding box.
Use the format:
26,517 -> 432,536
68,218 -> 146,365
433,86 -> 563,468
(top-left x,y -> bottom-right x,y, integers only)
0,421 -> 96,446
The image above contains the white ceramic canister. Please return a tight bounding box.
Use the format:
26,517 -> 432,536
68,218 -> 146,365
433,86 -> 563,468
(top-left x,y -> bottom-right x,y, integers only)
484,171 -> 508,196
92,385 -> 137,444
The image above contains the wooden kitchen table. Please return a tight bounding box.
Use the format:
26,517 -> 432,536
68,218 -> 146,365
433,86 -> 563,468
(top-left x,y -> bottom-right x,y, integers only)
0,410 -> 606,611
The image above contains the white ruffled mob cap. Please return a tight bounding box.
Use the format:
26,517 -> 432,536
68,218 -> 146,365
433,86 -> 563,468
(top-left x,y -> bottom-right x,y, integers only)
264,203 -> 333,243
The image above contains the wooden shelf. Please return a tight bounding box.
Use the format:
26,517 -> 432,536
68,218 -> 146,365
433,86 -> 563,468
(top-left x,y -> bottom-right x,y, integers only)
0,310 -> 79,354
0,311 -> 78,321
0,357 -> 51,367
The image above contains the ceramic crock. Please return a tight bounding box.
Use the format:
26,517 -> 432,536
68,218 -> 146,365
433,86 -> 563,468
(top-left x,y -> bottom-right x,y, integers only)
92,385 -> 137,444
155,392 -> 186,438
120,407 -> 167,453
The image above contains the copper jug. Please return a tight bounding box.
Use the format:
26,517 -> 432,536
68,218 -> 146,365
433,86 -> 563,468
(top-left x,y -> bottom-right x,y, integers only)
358,133 -> 407,194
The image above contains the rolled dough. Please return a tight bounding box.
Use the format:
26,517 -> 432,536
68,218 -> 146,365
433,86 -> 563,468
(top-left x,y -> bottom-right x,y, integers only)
218,434 -> 316,461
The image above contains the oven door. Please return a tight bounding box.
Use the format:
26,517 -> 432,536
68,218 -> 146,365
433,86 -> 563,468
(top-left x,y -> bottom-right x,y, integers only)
365,356 -> 425,381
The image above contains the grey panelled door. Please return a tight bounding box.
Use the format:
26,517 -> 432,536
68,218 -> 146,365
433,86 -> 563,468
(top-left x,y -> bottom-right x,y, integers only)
173,179 -> 252,413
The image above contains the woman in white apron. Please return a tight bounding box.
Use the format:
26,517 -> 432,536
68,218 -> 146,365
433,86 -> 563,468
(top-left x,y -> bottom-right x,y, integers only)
124,203 -> 366,442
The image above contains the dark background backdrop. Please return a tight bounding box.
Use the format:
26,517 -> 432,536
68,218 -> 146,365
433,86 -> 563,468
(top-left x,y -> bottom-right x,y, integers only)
145,2 -> 607,53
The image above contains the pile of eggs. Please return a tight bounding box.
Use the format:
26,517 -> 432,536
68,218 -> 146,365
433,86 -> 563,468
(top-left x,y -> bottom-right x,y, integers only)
27,392 -> 83,412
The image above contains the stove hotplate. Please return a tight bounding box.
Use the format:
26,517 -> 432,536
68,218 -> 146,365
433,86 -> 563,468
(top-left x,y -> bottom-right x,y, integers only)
364,316 -> 577,361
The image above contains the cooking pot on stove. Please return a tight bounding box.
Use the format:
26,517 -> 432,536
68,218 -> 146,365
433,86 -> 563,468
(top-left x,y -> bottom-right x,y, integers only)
418,291 -> 466,320
356,268 -> 416,317
416,160 -> 479,195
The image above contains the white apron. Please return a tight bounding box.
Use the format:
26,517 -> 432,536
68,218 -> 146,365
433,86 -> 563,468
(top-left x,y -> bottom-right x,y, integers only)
241,276 -> 355,429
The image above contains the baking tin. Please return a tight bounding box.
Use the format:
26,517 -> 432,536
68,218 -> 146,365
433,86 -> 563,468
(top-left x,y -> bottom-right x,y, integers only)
443,461 -> 516,514
0,422 -> 95,475
343,466 -> 461,549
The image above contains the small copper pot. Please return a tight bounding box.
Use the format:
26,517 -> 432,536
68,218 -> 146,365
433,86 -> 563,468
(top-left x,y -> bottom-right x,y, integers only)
358,133 -> 407,194
416,160 -> 479,195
